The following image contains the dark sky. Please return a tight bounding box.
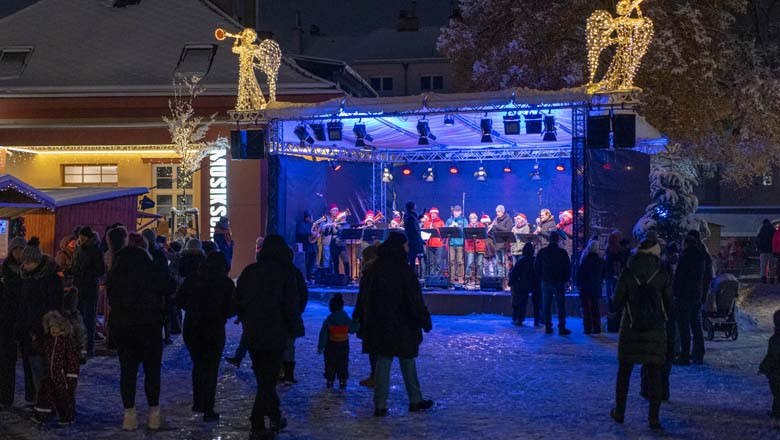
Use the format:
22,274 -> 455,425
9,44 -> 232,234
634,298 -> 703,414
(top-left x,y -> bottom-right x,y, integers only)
0,0 -> 39,19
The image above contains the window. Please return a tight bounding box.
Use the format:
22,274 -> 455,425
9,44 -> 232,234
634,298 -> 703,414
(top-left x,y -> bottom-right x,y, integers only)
370,77 -> 393,92
174,45 -> 217,77
0,47 -> 33,80
152,165 -> 193,217
62,164 -> 118,186
420,75 -> 443,91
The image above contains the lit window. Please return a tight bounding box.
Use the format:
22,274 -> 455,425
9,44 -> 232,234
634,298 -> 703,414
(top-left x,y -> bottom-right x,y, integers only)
0,47 -> 33,79
152,165 -> 194,217
420,75 -> 443,91
63,164 -> 118,186
370,77 -> 393,92
175,45 -> 217,77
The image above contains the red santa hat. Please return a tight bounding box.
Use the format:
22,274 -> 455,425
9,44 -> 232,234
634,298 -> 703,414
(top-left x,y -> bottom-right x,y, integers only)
392,211 -> 401,220
430,207 -> 439,214
514,213 -> 527,222
559,209 -> 573,220
328,204 -> 339,211
480,214 -> 491,224
364,210 -> 375,222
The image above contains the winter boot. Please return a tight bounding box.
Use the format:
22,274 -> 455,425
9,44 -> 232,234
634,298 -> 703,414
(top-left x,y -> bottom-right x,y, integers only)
558,327 -> 572,336
545,325 -> 554,334
359,377 -> 375,388
649,402 -> 662,429
269,417 -> 287,433
122,408 -> 138,431
609,408 -> 624,424
283,362 -> 297,384
147,406 -> 161,430
409,399 -> 434,412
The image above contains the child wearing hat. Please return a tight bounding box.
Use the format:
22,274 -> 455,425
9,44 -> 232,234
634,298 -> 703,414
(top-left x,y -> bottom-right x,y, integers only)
318,294 -> 358,389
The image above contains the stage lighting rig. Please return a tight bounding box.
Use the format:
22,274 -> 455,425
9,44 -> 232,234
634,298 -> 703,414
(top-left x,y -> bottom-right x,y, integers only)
422,166 -> 435,182
330,160 -> 343,171
443,114 -> 455,126
480,117 -> 493,143
417,119 -> 437,145
449,162 -> 459,174
311,123 -> 326,141
474,166 -> 488,182
530,161 -> 541,181
555,160 -> 566,172
353,122 -> 373,148
382,167 -> 393,182
503,160 -> 512,173
525,113 -> 543,134
327,121 -> 343,141
503,114 -> 521,135
294,124 -> 314,145
542,115 -> 557,142
402,164 -> 412,176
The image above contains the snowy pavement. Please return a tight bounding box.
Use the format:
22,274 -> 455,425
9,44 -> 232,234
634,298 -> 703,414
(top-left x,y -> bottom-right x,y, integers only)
1,296 -> 779,440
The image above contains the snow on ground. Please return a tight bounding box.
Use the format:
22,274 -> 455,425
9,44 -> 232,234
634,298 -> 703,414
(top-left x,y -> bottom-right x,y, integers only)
2,293 -> 780,440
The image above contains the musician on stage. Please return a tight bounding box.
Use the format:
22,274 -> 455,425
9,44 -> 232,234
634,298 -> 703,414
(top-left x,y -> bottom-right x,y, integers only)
465,213 -> 487,284
510,213 -> 530,265
557,210 -> 574,256
535,208 -> 557,246
294,211 -> 317,280
445,205 -> 467,284
322,204 -> 350,278
403,201 -> 425,269
389,211 -> 403,229
423,207 -> 446,276
361,211 -> 377,230
490,205 -> 514,278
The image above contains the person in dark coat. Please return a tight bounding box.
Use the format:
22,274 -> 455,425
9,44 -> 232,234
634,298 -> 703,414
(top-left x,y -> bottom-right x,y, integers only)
71,226 -> 105,356
213,217 -> 234,268
106,233 -> 171,431
0,236 -> 26,407
142,229 -> 175,345
317,294 -> 358,388
577,240 -> 605,334
757,219 -> 775,283
294,211 -> 317,280
610,238 -> 673,430
760,309 -> 780,418
673,235 -> 706,365
179,239 -> 206,280
605,231 -> 630,332
18,238 -> 64,404
280,247 -> 308,385
534,233 -> 572,335
687,229 -> 713,300
403,201 -> 425,269
235,235 -> 301,438
508,242 -> 541,326
361,232 -> 434,417
177,252 -> 234,423
353,243 -> 381,387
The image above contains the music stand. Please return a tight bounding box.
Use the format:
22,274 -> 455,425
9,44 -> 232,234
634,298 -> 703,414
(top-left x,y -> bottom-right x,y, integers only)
492,231 -> 516,245
439,227 -> 463,241
362,228 -> 387,243
339,228 -> 363,241
421,228 -> 441,240
463,227 -> 487,240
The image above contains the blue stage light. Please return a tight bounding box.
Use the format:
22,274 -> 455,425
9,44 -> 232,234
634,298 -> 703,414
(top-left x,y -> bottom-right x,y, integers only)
542,115 -> 557,142
417,119 -> 436,145
327,121 -> 343,141
294,124 -> 314,145
310,123 -> 326,141
443,114 -> 455,126
352,122 -> 373,148
503,114 -> 520,135
480,118 -> 493,143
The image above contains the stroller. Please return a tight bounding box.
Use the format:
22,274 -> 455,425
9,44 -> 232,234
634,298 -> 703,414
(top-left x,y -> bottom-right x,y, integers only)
702,273 -> 739,341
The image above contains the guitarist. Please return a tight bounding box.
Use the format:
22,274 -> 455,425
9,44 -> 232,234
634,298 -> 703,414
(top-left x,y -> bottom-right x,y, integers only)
295,211 -> 317,280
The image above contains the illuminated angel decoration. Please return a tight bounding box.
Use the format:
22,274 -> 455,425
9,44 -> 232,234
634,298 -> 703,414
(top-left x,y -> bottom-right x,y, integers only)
216,27 -> 282,111
586,0 -> 654,94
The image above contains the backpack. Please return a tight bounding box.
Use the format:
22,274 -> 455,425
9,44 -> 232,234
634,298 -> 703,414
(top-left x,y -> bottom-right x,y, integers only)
625,269 -> 666,331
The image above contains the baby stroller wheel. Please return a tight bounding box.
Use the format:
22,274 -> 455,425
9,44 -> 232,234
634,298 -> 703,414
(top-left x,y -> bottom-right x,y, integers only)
731,326 -> 738,341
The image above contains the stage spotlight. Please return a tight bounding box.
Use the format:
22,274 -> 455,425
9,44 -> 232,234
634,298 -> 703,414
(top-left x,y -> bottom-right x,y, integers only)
327,121 -> 343,141
530,162 -> 541,181
311,123 -> 326,141
443,114 -> 455,126
417,119 -> 437,145
625,164 -> 634,171
480,118 -> 493,143
402,164 -> 412,176
294,124 -> 314,145
503,161 -> 512,173
542,115 -> 557,142
503,114 -> 521,135
449,162 -> 459,174
474,166 -> 488,182
382,167 -> 393,182
353,122 -> 373,148
525,113 -> 543,134
330,160 -> 343,171
422,166 -> 435,182
555,161 -> 566,172
602,162 -> 613,171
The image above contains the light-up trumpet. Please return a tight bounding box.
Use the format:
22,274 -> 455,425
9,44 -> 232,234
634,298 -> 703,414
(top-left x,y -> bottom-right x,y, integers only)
214,28 -> 240,41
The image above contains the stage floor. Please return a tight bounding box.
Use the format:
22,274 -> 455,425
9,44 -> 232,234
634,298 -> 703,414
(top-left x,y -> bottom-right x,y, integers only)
308,284 -> 586,316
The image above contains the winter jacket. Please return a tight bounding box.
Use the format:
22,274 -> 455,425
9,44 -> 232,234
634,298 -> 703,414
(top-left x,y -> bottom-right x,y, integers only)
464,224 -> 487,254
508,255 -> 538,308
106,246 -> 171,333
71,235 -> 105,288
35,312 -> 80,385
177,267 -> 235,337
673,246 -> 705,304
148,245 -> 175,299
292,267 -> 308,338
213,226 -> 234,266
491,214 -> 514,245
511,225 -> 531,255
445,216 -> 467,246
178,249 -> 206,279
403,211 -> 425,256
773,230 -> 780,255
54,236 -> 74,276
360,254 -> 432,358
760,333 -> 780,381
63,308 -> 87,357
614,252 -> 673,365
235,257 -> 301,353
577,252 -> 605,297
535,243 -> 571,284
0,257 -> 21,341
757,223 -> 775,253
423,218 -> 445,248
604,248 -> 629,280
18,257 -> 63,347
317,310 -> 358,352
536,218 -> 557,245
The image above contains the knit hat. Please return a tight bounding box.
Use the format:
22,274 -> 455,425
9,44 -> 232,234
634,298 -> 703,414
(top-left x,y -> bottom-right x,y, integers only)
329,293 -> 344,312
185,238 -> 202,251
480,214 -> 491,224
141,229 -> 156,247
21,236 -> 43,264
430,207 -> 439,214
452,205 -> 462,212
78,225 -> 95,239
514,213 -> 527,221
127,232 -> 148,250
9,236 -> 27,252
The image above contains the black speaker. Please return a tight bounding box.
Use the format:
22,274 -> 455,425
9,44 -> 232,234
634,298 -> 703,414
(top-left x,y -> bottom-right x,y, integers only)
230,129 -> 267,159
524,114 -> 543,134
587,115 -> 611,149
479,276 -> 504,291
612,114 -> 636,149
321,272 -> 349,287
424,276 -> 449,288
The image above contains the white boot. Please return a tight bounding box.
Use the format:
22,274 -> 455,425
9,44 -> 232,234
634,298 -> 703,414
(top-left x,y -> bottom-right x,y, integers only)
122,408 -> 138,431
148,406 -> 162,430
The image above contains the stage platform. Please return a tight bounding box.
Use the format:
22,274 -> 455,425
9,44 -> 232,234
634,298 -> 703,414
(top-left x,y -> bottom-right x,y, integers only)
308,285 -> 591,317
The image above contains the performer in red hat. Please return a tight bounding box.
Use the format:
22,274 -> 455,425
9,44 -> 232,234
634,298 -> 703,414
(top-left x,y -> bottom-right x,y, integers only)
465,213 -> 488,284
422,207 -> 445,276
511,213 -> 531,264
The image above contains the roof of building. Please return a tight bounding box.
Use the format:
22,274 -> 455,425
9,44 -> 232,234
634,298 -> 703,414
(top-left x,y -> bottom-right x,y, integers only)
0,174 -> 147,211
0,0 -> 341,97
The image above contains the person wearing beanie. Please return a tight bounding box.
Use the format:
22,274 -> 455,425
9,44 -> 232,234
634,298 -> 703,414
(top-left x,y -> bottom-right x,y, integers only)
445,205 -> 468,284
673,235 -> 706,366
403,201 -> 425,269
318,294 -> 358,389
142,229 -> 175,345
422,207 -> 445,277
0,235 -> 26,407
213,217 -> 234,268
71,225 -> 105,356
511,213 -> 531,264
106,233 -> 175,431
179,239 -> 206,280
54,234 -> 76,281
18,237 -> 64,405
464,213 -> 487,285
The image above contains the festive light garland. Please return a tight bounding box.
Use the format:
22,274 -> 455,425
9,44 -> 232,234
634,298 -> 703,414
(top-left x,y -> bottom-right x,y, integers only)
586,0 -> 654,94
215,27 -> 282,112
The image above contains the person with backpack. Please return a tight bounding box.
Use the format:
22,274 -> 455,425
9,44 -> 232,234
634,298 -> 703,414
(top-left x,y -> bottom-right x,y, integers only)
674,235 -> 706,365
610,238 -> 673,430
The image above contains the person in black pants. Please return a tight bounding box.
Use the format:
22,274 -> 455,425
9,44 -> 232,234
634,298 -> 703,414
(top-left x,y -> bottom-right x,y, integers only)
294,211 -> 317,280
508,242 -> 541,326
0,237 -> 26,408
107,233 -> 172,431
177,252 -> 234,422
534,233 -> 572,335
318,294 -> 358,388
403,201 -> 425,271
71,226 -> 105,356
674,235 -> 706,365
236,235 -> 302,439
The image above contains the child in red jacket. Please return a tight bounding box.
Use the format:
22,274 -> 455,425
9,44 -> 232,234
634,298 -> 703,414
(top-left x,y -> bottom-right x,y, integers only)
32,311 -> 80,426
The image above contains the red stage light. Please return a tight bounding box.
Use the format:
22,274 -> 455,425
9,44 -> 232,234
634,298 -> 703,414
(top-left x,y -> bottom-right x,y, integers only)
449,165 -> 459,174
334,163 -> 343,171
602,162 -> 612,171
402,166 -> 412,176
503,166 -> 512,173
